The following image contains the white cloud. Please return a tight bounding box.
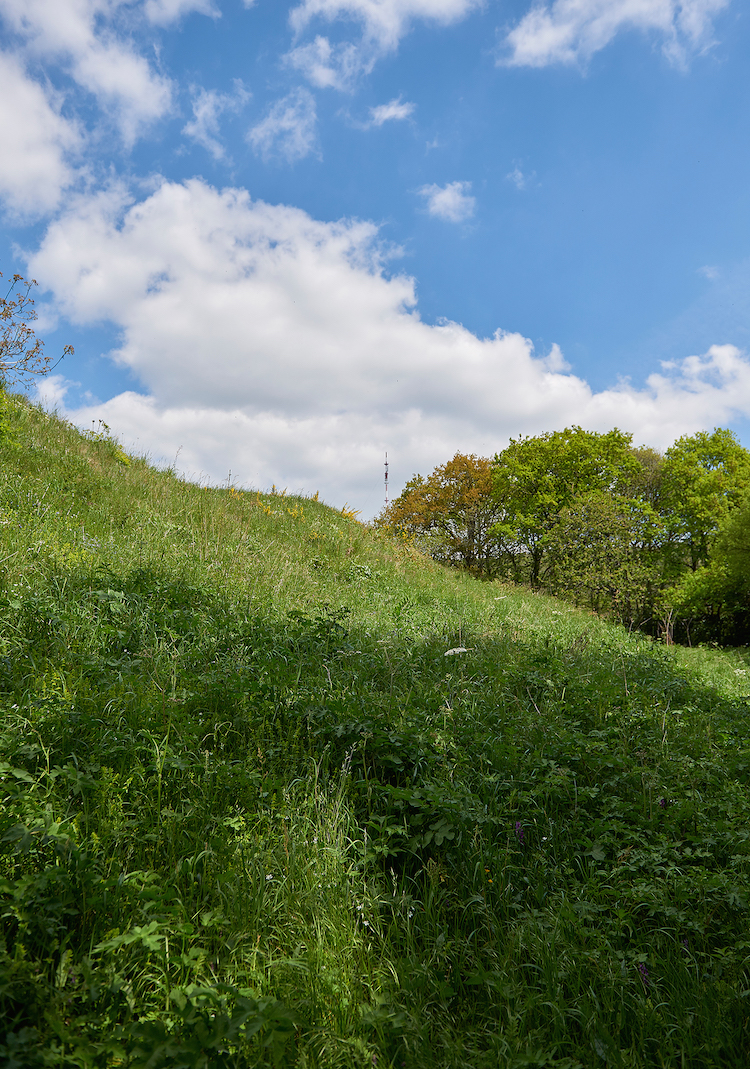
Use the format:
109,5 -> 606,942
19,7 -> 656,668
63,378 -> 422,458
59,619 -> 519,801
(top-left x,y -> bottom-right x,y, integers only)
0,0 -> 173,142
501,0 -> 729,69
286,35 -> 365,89
507,166 -> 525,190
369,96 -> 415,125
144,0 -> 220,26
183,82 -> 250,160
507,163 -> 539,191
289,0 -> 483,51
248,88 -> 319,163
699,264 -> 719,279
287,0 -> 482,86
418,180 -> 475,222
26,179 -> 750,517
0,50 -> 82,215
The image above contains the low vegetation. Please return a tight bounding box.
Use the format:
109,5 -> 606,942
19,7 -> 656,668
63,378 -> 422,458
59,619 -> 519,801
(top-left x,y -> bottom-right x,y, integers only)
2,392 -> 750,1067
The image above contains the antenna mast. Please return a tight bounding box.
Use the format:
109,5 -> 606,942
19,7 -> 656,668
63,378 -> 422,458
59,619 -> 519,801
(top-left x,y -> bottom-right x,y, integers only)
384,452 -> 389,510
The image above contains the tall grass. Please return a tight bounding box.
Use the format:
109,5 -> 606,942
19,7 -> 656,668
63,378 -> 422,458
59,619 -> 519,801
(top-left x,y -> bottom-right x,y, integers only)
2,391 -> 750,1067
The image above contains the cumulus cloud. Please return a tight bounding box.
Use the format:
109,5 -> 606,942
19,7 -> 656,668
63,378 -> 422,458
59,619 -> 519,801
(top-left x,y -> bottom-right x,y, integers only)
418,180 -> 475,222
27,179 -> 750,517
500,0 -> 729,69
0,50 -> 82,215
0,0 -> 173,142
183,82 -> 250,160
248,88 -> 319,162
369,96 -> 415,125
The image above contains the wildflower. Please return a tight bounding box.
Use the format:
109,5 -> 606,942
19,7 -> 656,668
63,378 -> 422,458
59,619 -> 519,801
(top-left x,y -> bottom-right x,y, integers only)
515,821 -> 524,845
265,873 -> 274,882
658,797 -> 667,809
637,962 -> 649,987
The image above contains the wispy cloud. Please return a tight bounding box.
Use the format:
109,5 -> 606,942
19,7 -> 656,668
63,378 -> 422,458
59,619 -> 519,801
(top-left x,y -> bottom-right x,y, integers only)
287,0 -> 482,87
248,88 -> 319,163
289,0 -> 483,51
418,180 -> 475,222
500,0 -> 728,69
285,35 -> 364,90
369,96 -> 415,126
144,0 -> 220,26
183,81 -> 250,160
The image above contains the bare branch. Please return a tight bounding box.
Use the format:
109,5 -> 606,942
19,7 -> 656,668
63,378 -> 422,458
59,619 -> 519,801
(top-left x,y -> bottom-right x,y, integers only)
0,271 -> 74,388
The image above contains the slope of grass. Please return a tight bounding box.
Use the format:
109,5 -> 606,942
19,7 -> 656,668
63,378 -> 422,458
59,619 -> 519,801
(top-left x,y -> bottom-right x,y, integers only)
2,391 -> 750,1068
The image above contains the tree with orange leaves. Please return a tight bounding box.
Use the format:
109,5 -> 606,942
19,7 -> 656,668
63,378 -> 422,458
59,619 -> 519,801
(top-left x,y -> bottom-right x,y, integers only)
377,453 -> 504,576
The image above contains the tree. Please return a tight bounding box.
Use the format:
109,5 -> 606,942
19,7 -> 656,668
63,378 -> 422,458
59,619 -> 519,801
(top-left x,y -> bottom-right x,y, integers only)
377,453 -> 504,575
1,271 -> 73,388
660,428 -> 750,572
627,446 -> 664,508
491,427 -> 642,586
671,491 -> 750,643
545,490 -> 666,628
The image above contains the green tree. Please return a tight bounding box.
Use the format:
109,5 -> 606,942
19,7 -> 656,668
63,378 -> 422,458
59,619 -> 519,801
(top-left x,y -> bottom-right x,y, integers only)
660,428 -> 750,572
627,445 -> 664,507
491,426 -> 642,585
668,489 -> 750,642
1,271 -> 73,388
377,453 -> 503,575
546,491 -> 665,628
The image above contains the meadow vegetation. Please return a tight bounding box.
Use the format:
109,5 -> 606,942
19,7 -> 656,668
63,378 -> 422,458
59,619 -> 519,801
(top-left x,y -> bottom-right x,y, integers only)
2,392 -> 750,1067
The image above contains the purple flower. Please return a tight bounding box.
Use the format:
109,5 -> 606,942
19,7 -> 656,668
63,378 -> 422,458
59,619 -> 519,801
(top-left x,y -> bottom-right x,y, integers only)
515,821 -> 524,845
658,797 -> 667,809
637,962 -> 650,987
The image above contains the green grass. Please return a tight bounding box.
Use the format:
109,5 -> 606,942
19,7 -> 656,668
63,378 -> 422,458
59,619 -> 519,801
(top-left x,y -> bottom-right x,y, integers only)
2,391 -> 750,1067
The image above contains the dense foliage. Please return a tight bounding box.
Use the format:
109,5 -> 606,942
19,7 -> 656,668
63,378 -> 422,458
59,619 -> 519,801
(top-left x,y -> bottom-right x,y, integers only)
379,454 -> 503,576
379,427 -> 750,642
2,393 -> 750,1067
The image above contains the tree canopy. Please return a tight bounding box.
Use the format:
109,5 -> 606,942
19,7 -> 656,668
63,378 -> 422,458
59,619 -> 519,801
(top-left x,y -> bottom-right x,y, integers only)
491,426 -> 642,585
376,453 -> 503,575
660,428 -> 750,572
379,425 -> 750,643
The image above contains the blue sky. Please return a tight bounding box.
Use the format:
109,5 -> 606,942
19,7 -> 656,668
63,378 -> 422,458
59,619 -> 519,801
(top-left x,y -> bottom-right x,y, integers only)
1,0 -> 749,515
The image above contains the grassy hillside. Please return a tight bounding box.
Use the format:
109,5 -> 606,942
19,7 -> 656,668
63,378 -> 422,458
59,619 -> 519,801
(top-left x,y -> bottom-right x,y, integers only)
2,391 -> 750,1068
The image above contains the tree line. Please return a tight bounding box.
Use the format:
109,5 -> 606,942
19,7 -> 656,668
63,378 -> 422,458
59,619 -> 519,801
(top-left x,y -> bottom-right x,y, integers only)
376,426 -> 750,644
